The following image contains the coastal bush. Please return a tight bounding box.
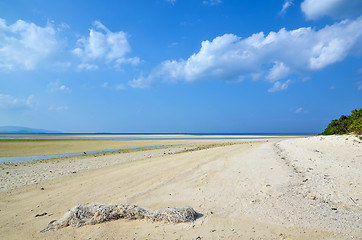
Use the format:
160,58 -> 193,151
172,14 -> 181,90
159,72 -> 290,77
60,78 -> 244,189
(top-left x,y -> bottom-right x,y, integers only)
320,108 -> 362,135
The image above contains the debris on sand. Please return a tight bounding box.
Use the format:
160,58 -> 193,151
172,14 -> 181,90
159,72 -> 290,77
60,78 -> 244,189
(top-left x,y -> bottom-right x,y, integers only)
41,203 -> 197,232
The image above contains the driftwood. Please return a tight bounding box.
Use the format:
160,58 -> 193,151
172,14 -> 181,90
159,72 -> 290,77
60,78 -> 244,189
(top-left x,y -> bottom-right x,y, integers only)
41,203 -> 197,232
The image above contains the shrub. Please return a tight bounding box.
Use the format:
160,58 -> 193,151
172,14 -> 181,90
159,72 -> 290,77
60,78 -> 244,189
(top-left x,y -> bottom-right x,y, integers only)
320,108 -> 362,135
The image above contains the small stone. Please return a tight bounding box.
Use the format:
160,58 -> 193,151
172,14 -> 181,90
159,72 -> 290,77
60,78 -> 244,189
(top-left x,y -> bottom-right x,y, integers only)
307,195 -> 316,200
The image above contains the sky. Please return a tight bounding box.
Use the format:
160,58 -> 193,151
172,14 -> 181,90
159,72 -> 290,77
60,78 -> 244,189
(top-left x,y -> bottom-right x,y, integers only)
0,0 -> 361,133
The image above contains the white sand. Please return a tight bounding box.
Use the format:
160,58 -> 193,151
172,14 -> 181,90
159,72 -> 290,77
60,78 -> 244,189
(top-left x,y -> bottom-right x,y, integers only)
0,135 -> 361,239
0,146 -> 190,191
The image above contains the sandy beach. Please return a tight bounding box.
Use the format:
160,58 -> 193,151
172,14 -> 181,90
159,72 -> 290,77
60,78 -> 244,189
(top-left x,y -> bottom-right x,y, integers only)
0,135 -> 361,239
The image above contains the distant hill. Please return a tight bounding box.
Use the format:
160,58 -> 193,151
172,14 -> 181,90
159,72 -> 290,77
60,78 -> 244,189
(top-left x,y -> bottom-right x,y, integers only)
0,126 -> 61,134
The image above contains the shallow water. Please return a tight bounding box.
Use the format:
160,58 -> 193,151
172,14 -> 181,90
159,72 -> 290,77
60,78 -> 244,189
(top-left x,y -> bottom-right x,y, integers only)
0,145 -> 166,164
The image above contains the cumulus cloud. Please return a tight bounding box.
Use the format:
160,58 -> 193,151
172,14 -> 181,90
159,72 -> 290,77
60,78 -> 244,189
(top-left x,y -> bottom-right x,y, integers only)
0,18 -> 58,70
266,62 -> 290,81
129,16 -> 362,89
280,0 -> 293,15
0,94 -> 34,110
73,21 -> 139,70
301,0 -> 362,20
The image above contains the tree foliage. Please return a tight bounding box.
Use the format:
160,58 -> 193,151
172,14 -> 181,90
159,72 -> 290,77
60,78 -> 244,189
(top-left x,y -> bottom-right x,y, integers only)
320,109 -> 362,135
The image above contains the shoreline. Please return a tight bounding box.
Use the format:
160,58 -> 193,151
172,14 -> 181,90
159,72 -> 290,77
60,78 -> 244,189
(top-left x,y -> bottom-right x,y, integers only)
0,134 -> 310,158
0,144 -> 176,164
0,135 -> 360,239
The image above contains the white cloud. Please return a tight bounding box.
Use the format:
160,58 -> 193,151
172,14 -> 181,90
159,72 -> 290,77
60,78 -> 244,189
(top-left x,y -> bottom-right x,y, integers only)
280,0 -> 293,15
301,0 -> 362,20
268,80 -> 291,92
73,21 -> 139,70
203,0 -> 222,5
76,63 -> 99,71
0,18 -> 58,70
266,62 -> 290,81
129,75 -> 152,89
129,16 -> 362,89
48,80 -> 71,93
115,57 -> 140,66
0,94 -> 34,110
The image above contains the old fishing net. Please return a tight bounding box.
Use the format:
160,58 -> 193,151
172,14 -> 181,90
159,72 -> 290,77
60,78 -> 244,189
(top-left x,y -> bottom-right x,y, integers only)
41,203 -> 197,232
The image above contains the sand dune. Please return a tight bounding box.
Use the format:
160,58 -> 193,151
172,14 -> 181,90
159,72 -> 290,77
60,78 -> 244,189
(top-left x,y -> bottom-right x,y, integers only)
0,135 -> 360,239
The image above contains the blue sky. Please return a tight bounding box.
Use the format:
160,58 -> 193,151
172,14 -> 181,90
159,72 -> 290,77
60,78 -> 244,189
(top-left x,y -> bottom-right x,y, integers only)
0,0 -> 361,133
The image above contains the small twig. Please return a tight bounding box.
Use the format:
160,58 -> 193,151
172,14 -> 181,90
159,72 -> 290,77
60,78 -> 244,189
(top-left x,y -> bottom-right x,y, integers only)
349,197 -> 357,205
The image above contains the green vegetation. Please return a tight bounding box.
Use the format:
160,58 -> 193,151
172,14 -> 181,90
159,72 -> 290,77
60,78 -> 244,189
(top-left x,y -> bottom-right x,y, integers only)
320,109 -> 362,135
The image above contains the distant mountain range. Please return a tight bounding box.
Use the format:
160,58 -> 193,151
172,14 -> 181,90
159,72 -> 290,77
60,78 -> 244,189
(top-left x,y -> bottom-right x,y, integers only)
0,126 -> 61,134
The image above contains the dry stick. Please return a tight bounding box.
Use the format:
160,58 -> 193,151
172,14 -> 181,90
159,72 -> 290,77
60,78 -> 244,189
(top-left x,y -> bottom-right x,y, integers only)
349,197 -> 357,205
